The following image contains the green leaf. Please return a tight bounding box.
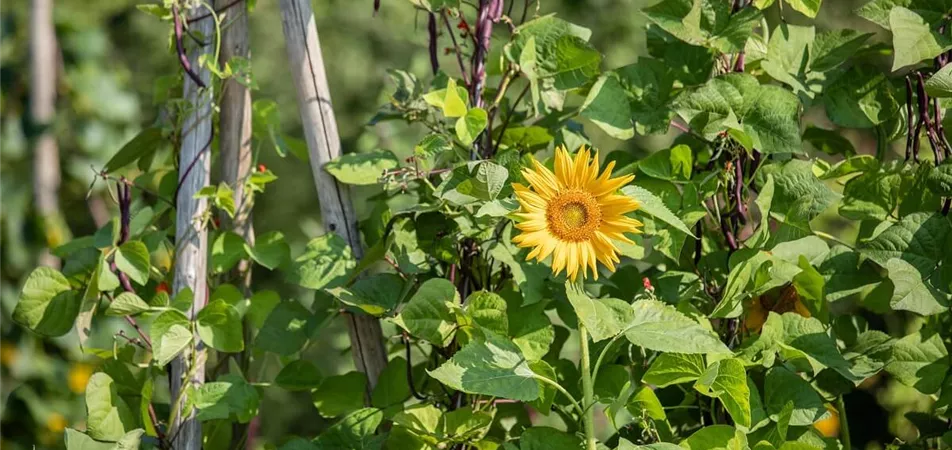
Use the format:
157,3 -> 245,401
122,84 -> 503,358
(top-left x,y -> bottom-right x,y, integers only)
255,301 -> 312,355
65,428 -> 144,450
286,234 -> 356,290
197,299 -> 244,352
785,0 -> 822,17
509,301 -> 554,361
839,164 -> 904,221
519,426 -> 583,450
622,185 -> 696,237
312,372 -> 368,417
85,372 -> 138,441
680,425 -> 748,450
624,299 -> 731,355
889,7 -> 952,71
580,73 -> 634,140
861,212 -> 951,275
644,353 -> 706,387
928,161 -> 952,196
13,267 -> 79,337
106,292 -> 150,316
327,273 -> 404,317
639,145 -> 693,181
464,291 -> 509,336
694,358 -> 751,428
313,408 -> 385,449
115,241 -> 150,285
455,108 -> 488,145
275,360 -> 323,391
926,64 -> 952,97
490,234 -> 548,306
392,278 -> 459,347
150,310 -> 192,366
856,0 -> 952,30
885,258 -> 949,315
195,374 -> 259,423
565,282 -> 633,342
764,366 -> 825,426
423,78 -> 468,118
324,150 -> 400,185
372,356 -> 412,411
885,330 -> 949,394
428,334 -> 540,401
247,290 -> 280,329
103,127 -> 165,173
211,231 -> 248,274
823,65 -> 900,128
436,161 -> 510,205
244,231 -> 290,270
643,0 -> 761,53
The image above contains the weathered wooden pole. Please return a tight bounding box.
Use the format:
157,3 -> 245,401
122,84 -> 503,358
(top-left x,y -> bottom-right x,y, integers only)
30,0 -> 62,269
170,7 -> 213,450
278,0 -> 388,393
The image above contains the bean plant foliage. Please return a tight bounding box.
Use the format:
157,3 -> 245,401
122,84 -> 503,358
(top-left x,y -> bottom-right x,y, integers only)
14,0 -> 952,449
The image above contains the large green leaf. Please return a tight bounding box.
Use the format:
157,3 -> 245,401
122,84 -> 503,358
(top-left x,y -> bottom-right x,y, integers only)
196,299 -> 244,352
519,426 -> 584,450
150,310 -> 192,366
312,372 -> 368,418
327,273 -> 404,317
884,258 -> 949,315
885,330 -> 949,394
678,74 -> 803,154
244,231 -> 291,270
624,299 -> 731,354
643,0 -> 761,53
313,408 -> 385,450
926,64 -> 952,97
86,373 -> 138,441
195,374 -> 259,423
325,150 -> 400,186
65,428 -> 144,450
464,291 -> 509,337
622,185 -> 696,237
861,212 -> 951,275
103,127 -> 165,173
255,301 -> 312,355
428,334 -> 540,401
680,425 -> 748,450
436,161 -> 509,205
275,360 -> 323,391
856,0 -> 952,30
105,292 -> 150,317
889,7 -> 952,71
643,353 -> 706,387
565,282 -> 633,342
694,358 -> 751,428
764,366 -> 825,426
285,234 -> 356,290
115,241 -> 150,285
13,267 -> 79,337
392,278 -> 459,347
211,231 -> 248,274
455,108 -> 488,145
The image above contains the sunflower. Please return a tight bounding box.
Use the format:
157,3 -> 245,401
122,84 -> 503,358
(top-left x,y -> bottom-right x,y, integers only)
511,146 -> 642,281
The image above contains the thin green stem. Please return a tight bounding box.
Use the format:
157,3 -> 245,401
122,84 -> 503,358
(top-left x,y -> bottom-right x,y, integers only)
532,373 -> 583,418
836,395 -> 851,450
579,323 -> 597,450
591,333 -> 623,385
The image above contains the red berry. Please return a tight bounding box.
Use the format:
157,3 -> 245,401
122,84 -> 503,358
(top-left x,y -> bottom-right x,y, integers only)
642,277 -> 653,291
156,282 -> 170,294
257,164 -> 267,173
457,19 -> 469,32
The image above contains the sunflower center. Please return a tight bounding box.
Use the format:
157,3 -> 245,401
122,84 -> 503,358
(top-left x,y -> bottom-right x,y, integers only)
546,189 -> 602,242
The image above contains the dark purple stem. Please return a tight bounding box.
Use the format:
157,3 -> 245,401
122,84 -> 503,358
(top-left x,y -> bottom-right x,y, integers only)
734,157 -> 747,224
905,77 -> 915,162
427,13 -> 439,74
469,0 -> 503,108
173,6 -> 206,89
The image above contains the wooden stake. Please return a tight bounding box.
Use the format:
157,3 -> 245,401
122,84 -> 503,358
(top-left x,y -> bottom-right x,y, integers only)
170,7 -> 213,450
278,0 -> 388,394
30,0 -> 61,269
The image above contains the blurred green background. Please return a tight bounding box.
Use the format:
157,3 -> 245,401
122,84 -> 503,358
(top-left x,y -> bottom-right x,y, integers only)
0,0 -> 928,449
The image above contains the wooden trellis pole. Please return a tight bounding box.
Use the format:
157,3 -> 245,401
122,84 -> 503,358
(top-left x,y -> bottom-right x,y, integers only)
278,0 -> 388,393
170,7 -> 213,450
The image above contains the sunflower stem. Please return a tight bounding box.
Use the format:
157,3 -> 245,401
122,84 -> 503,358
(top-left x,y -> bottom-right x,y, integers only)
579,322 -> 597,450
